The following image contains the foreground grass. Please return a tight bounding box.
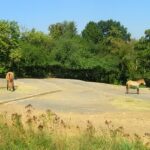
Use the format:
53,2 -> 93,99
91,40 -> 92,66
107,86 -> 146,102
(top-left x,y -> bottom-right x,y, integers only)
0,105 -> 149,150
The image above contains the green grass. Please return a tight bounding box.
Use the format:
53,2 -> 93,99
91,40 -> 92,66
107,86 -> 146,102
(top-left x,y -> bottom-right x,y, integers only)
0,105 -> 149,150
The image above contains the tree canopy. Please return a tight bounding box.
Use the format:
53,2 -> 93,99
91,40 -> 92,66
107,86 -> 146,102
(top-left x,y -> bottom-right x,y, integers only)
0,19 -> 149,85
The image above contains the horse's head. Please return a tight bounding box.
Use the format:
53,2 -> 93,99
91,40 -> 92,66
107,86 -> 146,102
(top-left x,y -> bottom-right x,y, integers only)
139,79 -> 146,85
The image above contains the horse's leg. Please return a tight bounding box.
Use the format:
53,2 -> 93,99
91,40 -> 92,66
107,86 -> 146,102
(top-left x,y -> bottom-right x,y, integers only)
10,81 -> 13,91
7,80 -> 8,90
9,82 -> 11,91
126,85 -> 129,94
10,82 -> 12,91
137,88 -> 139,94
12,81 -> 15,91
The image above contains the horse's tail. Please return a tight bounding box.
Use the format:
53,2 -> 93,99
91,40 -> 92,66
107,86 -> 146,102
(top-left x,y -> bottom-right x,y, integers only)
6,72 -> 14,81
9,73 -> 13,82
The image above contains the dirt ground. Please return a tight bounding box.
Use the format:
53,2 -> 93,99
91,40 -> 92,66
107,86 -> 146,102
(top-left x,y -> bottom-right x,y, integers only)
0,78 -> 150,137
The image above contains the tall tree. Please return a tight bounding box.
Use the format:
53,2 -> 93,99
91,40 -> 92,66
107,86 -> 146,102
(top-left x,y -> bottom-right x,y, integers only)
145,29 -> 150,41
0,20 -> 20,73
82,21 -> 100,44
97,19 -> 131,41
135,29 -> 150,83
48,21 -> 77,39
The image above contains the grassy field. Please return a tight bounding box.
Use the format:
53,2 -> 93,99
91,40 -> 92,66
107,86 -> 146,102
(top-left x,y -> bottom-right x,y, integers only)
0,105 -> 149,150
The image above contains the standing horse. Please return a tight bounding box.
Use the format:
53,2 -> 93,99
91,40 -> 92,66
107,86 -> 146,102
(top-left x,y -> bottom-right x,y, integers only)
126,79 -> 146,94
6,72 -> 15,91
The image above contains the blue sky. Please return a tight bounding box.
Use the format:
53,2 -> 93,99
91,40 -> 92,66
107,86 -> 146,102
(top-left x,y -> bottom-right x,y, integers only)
0,0 -> 150,39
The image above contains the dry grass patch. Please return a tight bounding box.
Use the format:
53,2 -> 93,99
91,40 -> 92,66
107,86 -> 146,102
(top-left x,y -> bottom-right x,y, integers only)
0,105 -> 149,150
111,96 -> 150,111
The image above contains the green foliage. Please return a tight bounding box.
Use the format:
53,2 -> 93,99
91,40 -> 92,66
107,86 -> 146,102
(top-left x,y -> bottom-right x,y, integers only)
145,29 -> 150,41
97,19 -> 131,41
82,21 -> 100,44
50,36 -> 93,69
20,42 -> 50,66
0,20 -> 20,72
135,30 -> 150,85
0,66 -> 7,75
48,21 -> 77,39
82,19 -> 131,44
0,19 -> 150,85
21,28 -> 54,50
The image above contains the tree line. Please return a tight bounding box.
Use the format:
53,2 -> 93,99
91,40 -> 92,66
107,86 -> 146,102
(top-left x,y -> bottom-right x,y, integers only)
0,19 -> 150,85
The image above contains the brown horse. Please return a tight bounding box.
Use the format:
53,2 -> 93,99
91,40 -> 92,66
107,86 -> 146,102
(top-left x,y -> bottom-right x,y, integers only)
6,72 -> 15,91
126,79 -> 146,94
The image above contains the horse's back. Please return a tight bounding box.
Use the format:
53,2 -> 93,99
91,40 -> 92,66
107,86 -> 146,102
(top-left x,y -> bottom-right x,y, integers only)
126,80 -> 139,86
